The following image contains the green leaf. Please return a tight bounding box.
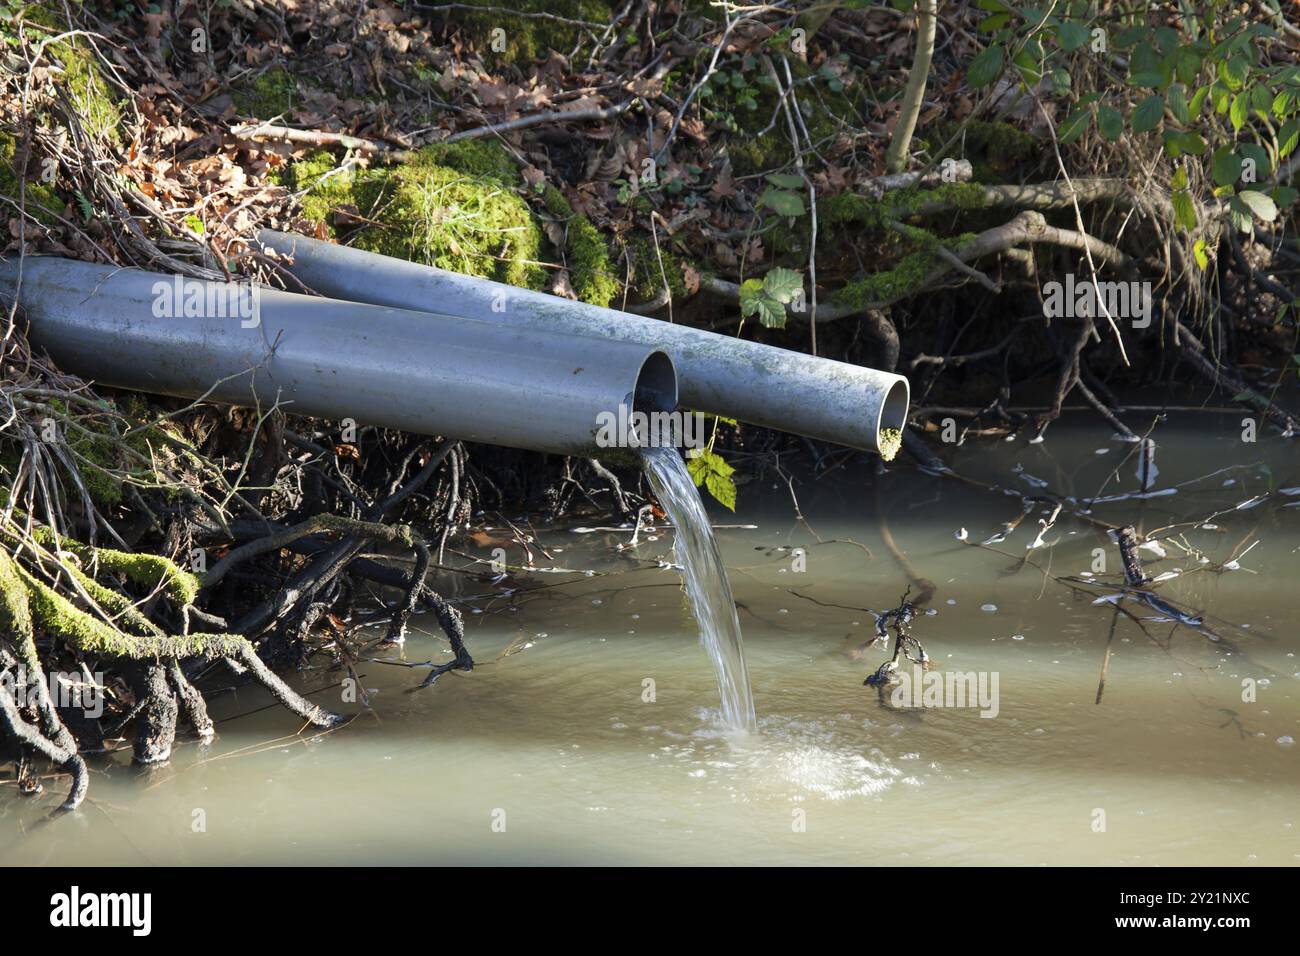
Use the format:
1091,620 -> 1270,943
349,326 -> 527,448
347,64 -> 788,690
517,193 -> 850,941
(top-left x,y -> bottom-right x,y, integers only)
1192,238 -> 1209,270
1131,94 -> 1165,133
1168,85 -> 1189,124
1273,90 -> 1294,120
1057,21 -> 1089,52
1189,85 -> 1209,116
688,450 -> 737,510
1058,108 -> 1090,144
1211,146 -> 1242,186
759,187 -> 805,217
1175,48 -> 1204,86
1238,142 -> 1271,179
1251,84 -> 1274,118
764,173 -> 805,190
1129,72 -> 1166,89
1171,189 -> 1197,231
1219,56 -> 1249,91
762,266 -> 803,304
1113,27 -> 1145,49
1278,119 -> 1299,159
704,471 -> 737,511
1272,186 -> 1298,209
1226,196 -> 1254,234
966,44 -> 1005,88
1097,105 -> 1123,142
1175,131 -> 1206,155
753,295 -> 786,329
1229,92 -> 1248,131
1237,189 -> 1278,222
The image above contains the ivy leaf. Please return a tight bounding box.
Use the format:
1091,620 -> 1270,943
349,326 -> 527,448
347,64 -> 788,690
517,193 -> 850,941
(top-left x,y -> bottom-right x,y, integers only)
966,44 -> 1004,88
762,266 -> 803,304
1237,189 -> 1278,223
759,187 -> 805,217
1131,94 -> 1165,133
1097,105 -> 1123,142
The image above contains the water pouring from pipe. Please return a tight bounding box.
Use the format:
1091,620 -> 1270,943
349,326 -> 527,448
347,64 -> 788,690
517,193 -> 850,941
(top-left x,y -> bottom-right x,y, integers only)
641,445 -> 756,733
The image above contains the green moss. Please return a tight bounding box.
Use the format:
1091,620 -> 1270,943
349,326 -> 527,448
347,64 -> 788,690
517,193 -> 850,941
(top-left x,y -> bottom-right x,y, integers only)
0,550 -> 37,662
624,235 -> 686,302
51,40 -> 120,141
821,180 -> 989,233
833,248 -> 939,309
19,566 -> 244,658
831,224 -> 979,310
420,139 -> 519,185
543,187 -> 618,307
30,527 -> 200,606
290,146 -> 545,288
450,0 -> 613,64
0,132 -> 62,225
234,67 -> 297,117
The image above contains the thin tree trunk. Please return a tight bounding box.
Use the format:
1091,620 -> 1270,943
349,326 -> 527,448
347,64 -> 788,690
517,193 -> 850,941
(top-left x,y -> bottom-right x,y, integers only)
885,0 -> 938,174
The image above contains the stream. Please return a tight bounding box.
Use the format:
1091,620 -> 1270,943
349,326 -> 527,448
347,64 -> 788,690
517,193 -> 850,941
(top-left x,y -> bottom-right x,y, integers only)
1,412 -> 1297,865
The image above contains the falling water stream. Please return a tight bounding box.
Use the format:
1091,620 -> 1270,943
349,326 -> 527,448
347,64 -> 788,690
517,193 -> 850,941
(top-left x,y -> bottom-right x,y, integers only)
640,445 -> 756,732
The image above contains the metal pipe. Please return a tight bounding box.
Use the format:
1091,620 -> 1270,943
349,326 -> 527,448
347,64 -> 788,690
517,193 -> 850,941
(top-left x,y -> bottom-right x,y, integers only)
0,257 -> 677,458
257,231 -> 910,456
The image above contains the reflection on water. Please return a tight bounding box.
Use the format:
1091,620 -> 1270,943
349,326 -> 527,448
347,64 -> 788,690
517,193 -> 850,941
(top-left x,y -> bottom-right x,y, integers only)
1,414 -> 1297,865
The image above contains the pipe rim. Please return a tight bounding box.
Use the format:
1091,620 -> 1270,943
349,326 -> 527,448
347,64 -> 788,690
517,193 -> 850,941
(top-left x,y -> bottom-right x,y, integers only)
876,376 -> 910,443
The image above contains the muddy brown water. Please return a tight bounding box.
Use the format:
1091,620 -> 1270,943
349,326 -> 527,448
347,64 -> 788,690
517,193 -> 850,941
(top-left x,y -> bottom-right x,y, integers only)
1,413 -> 1297,865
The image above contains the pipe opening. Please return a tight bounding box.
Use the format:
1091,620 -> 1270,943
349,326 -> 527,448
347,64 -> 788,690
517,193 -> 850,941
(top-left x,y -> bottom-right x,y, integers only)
874,377 -> 910,460
632,349 -> 678,414
878,377 -> 910,433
